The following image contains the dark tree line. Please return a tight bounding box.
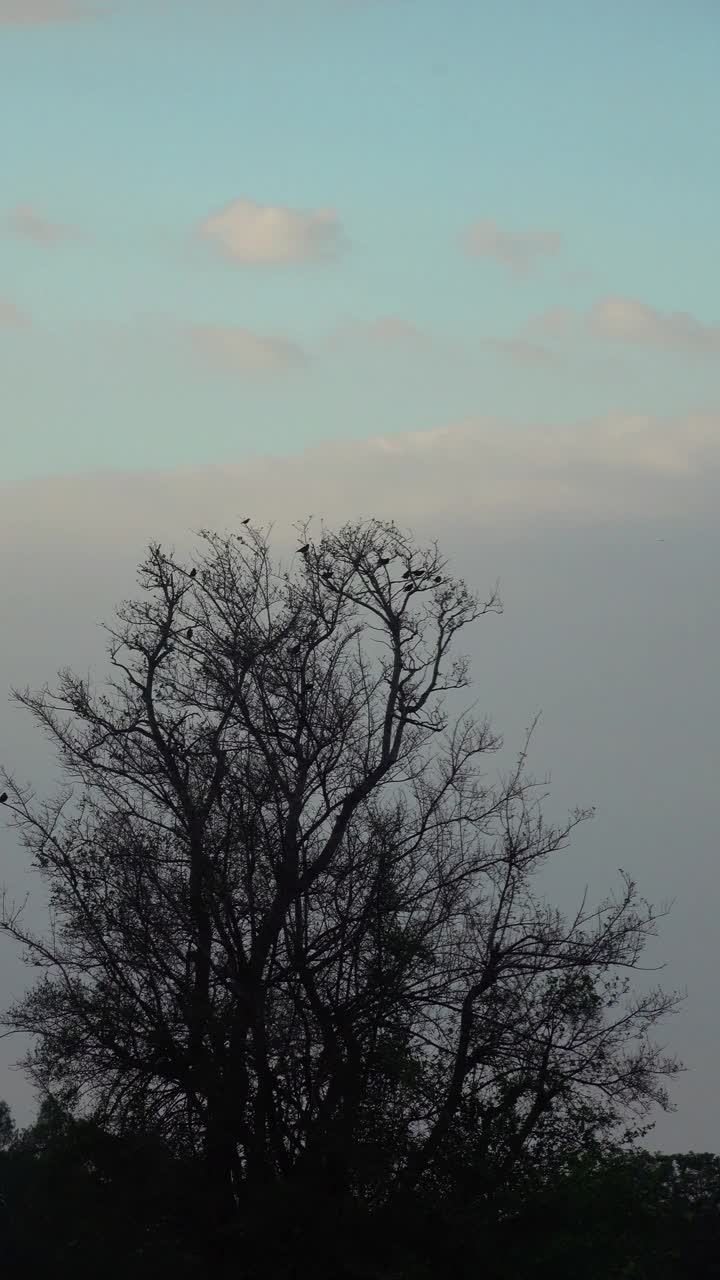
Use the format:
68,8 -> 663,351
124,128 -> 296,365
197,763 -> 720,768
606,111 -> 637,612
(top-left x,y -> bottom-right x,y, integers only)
1,1096 -> 718,1278
0,517 -> 689,1273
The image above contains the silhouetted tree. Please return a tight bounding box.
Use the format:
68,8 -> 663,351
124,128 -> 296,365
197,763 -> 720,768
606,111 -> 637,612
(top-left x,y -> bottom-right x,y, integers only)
0,517 -> 682,1250
0,1096 -> 206,1275
489,1146 -> 720,1279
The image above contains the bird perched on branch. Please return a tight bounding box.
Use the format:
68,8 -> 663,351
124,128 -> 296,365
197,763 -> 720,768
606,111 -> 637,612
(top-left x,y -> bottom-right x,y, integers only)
186,628 -> 193,640
241,517 -> 250,525
0,793 -> 7,804
189,568 -> 197,579
378,556 -> 392,566
298,543 -> 310,555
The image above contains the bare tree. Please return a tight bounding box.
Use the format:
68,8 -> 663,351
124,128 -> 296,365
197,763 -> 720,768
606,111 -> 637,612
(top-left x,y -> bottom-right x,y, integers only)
0,517 -> 682,1222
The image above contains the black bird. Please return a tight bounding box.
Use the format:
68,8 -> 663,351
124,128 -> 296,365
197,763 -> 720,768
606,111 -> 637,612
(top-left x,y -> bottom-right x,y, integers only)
189,568 -> 197,578
298,543 -> 310,555
186,628 -> 193,640
241,517 -> 250,525
351,556 -> 362,569
0,793 -> 7,804
402,569 -> 414,580
403,583 -> 414,592
434,575 -> 443,583
378,556 -> 392,566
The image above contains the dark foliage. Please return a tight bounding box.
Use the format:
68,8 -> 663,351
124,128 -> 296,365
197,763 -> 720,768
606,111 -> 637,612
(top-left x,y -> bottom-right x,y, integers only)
0,1099 -> 718,1277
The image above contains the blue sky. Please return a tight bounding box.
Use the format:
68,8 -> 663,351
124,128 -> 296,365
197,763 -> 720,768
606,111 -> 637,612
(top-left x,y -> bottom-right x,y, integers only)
1,0 -> 719,477
1,0 -> 720,1149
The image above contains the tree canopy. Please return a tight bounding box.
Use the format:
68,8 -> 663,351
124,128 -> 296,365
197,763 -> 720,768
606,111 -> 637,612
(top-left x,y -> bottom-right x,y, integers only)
0,517 -> 683,1262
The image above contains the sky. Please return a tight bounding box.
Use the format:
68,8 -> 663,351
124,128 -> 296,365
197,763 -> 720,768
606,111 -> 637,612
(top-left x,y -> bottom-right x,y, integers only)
1,0 -> 719,1151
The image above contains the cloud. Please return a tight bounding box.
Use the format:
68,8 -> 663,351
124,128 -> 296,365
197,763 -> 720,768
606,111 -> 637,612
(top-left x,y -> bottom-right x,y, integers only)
589,297 -> 720,354
534,297 -> 720,356
4,205 -> 80,245
198,198 -> 344,265
1,412 -> 715,554
0,296 -> 28,328
189,324 -> 307,374
325,319 -> 560,369
0,0 -> 94,23
461,219 -> 562,273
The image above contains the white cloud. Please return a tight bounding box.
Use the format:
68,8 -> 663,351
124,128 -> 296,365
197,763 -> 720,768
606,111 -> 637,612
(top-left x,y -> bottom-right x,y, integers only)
534,297 -> 720,356
198,198 -> 344,265
189,324 -> 306,374
326,319 -> 558,368
461,219 -> 562,273
1,411 -> 714,552
589,297 -> 720,354
4,205 -> 80,244
0,0 -> 94,23
0,296 -> 28,328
